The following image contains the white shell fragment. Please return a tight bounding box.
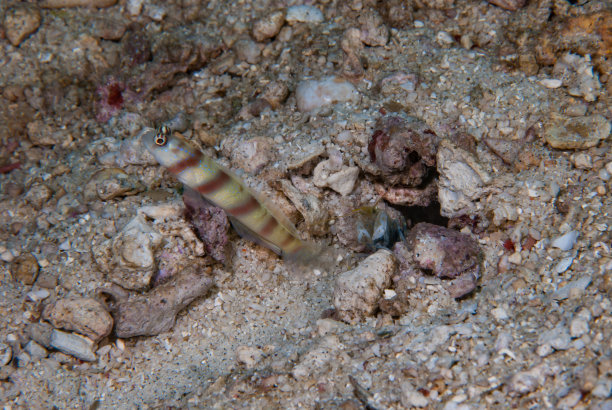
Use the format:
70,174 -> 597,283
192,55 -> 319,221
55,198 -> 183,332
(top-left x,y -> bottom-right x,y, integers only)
551,231 -> 579,251
295,76 -> 360,113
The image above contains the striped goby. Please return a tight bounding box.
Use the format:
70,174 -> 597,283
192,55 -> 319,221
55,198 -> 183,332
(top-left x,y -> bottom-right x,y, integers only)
142,125 -> 311,258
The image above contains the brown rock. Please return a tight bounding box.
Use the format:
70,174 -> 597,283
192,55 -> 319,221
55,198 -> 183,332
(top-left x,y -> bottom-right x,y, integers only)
544,113 -> 610,150
3,5 -> 41,47
10,253 -> 39,285
102,265 -> 214,338
43,297 -> 113,342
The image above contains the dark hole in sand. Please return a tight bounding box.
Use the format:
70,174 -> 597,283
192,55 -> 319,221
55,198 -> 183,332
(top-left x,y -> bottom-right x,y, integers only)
394,201 -> 449,228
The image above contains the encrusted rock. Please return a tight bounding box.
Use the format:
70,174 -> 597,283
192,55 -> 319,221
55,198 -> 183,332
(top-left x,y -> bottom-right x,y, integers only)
358,10 -> 388,47
437,139 -> 491,217
252,10 -> 285,42
92,214 -> 163,290
3,5 -> 42,47
399,223 -> 482,298
23,183 -> 52,210
42,297 -> 113,342
367,115 -> 439,189
231,137 -> 274,174
553,53 -> 601,102
26,120 -> 62,147
100,264 -> 214,338
10,252 -> 39,285
333,249 -> 396,324
236,346 -> 264,369
295,76 -> 360,113
543,113 -> 610,150
183,188 -> 230,263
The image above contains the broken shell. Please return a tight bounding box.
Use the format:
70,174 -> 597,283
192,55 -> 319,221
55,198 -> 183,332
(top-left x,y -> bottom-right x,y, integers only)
84,168 -> 145,201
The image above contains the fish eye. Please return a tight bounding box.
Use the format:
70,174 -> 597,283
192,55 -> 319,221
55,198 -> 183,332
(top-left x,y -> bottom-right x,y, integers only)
154,126 -> 169,146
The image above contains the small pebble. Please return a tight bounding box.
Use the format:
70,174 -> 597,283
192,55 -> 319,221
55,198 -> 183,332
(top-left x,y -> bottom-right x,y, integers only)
0,343 -> 11,366
24,340 -> 48,361
43,297 -> 114,342
286,5 -> 324,24
539,78 -> 562,89
491,307 -> 509,321
295,76 -> 360,112
436,31 -> 454,47
10,252 -> 40,285
554,256 -> 574,273
572,152 -> 592,169
236,346 -> 263,369
233,38 -> 261,64
26,289 -> 50,302
252,10 -> 285,42
126,0 -> 144,16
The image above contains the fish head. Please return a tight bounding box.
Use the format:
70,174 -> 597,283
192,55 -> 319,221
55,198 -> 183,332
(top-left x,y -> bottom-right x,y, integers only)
141,126 -> 196,168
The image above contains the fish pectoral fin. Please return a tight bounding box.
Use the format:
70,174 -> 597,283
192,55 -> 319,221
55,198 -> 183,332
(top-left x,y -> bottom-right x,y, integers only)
228,216 -> 282,256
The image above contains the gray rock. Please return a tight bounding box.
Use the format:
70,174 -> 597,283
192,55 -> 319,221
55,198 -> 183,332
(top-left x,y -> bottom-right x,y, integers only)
538,324 -> 571,352
551,231 -> 579,251
552,276 -> 591,300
